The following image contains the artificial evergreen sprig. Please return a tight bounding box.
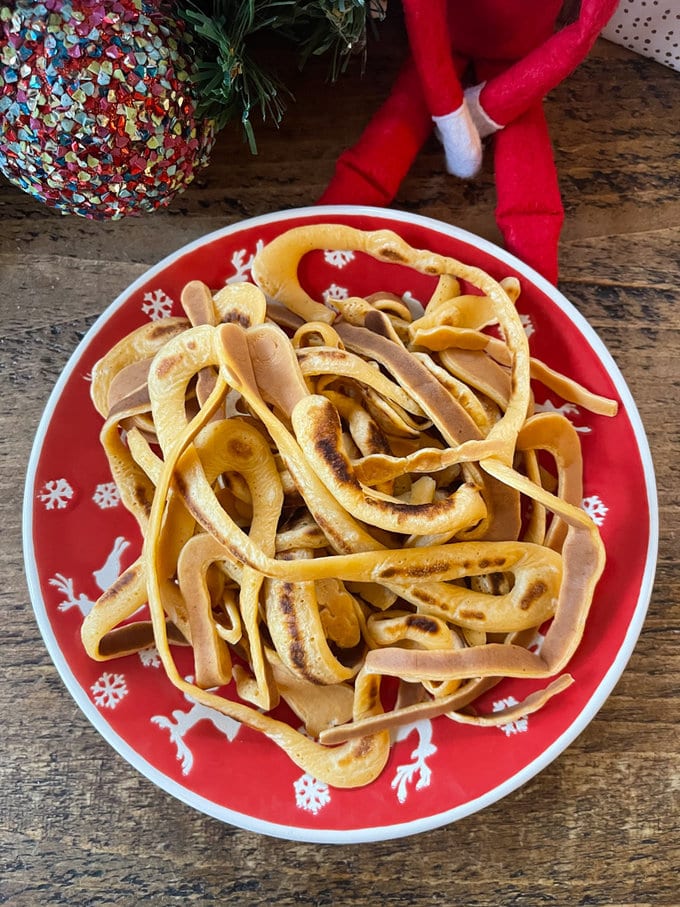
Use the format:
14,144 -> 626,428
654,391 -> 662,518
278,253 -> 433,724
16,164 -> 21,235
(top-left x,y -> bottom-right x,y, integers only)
177,0 -> 385,151
279,0 -> 385,77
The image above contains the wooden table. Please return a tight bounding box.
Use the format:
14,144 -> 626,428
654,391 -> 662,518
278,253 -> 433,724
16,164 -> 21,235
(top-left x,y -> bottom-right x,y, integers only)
1,20 -> 678,906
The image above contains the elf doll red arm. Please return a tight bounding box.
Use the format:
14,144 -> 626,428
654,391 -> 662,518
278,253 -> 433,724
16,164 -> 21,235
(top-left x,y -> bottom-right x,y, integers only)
319,0 -> 619,284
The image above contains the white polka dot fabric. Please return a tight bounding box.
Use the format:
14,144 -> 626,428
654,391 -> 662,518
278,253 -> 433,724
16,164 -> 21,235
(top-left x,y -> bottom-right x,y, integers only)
601,1 -> 680,71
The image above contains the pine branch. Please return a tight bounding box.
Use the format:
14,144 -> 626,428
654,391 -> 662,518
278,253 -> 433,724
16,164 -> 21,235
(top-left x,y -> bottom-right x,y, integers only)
179,1 -> 293,151
177,0 -> 386,151
285,0 -> 386,79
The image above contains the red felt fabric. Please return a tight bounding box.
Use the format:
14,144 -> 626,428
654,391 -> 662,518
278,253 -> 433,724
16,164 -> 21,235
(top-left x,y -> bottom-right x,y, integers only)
447,0 -> 563,63
402,0 -> 464,116
317,58 -> 433,206
478,0 -> 620,125
492,102 -> 564,285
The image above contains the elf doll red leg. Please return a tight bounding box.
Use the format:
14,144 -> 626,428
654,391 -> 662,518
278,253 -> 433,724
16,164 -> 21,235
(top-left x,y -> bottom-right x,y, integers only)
491,101 -> 564,285
318,57 -> 433,206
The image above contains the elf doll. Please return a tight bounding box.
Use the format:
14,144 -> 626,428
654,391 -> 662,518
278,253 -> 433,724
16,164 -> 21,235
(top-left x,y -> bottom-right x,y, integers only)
319,0 -> 619,284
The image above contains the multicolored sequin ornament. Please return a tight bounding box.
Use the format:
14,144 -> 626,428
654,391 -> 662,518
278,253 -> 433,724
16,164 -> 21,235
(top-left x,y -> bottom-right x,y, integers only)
0,0 -> 215,218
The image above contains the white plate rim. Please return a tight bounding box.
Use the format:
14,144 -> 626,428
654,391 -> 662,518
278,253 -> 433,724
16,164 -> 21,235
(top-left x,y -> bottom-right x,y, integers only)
23,204 -> 659,844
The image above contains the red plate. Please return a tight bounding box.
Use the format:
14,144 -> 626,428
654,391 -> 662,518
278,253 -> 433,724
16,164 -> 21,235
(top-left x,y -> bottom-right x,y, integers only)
23,206 -> 658,842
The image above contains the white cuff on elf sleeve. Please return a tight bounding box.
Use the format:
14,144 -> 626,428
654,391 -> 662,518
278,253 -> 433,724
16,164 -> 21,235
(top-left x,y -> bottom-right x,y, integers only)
464,82 -> 503,138
432,101 -> 482,179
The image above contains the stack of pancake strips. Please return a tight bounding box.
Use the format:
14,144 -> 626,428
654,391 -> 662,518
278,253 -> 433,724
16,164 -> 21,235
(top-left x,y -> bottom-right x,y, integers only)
83,225 -> 617,787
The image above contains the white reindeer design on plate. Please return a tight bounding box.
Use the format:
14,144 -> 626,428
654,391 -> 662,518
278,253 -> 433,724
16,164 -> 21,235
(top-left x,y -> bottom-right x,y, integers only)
151,680 -> 242,776
51,536 -> 131,617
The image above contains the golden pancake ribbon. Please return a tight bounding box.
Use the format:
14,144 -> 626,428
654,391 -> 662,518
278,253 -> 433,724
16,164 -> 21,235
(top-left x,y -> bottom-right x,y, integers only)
81,225 -> 616,787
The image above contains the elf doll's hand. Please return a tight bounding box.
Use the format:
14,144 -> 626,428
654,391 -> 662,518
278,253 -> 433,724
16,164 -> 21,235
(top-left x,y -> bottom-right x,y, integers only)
464,83 -> 503,139
402,0 -> 482,179
433,101 -> 483,178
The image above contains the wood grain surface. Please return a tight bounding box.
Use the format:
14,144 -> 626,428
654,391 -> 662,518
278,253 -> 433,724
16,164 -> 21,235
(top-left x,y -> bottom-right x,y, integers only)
1,18 -> 678,907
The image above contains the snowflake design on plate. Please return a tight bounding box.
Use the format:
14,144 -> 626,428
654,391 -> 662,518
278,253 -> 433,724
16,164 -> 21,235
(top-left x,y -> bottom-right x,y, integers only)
520,313 -> 535,337
38,478 -> 74,510
322,283 -> 349,304
225,239 -> 264,284
294,773 -> 331,815
142,288 -> 174,321
91,672 -> 128,709
323,249 -> 355,269
139,646 -> 161,668
493,696 -> 528,736
92,482 -> 120,509
582,494 -> 609,526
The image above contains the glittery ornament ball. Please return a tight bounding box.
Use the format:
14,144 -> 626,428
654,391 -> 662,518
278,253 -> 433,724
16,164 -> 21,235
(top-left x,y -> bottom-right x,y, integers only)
0,0 -> 216,219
